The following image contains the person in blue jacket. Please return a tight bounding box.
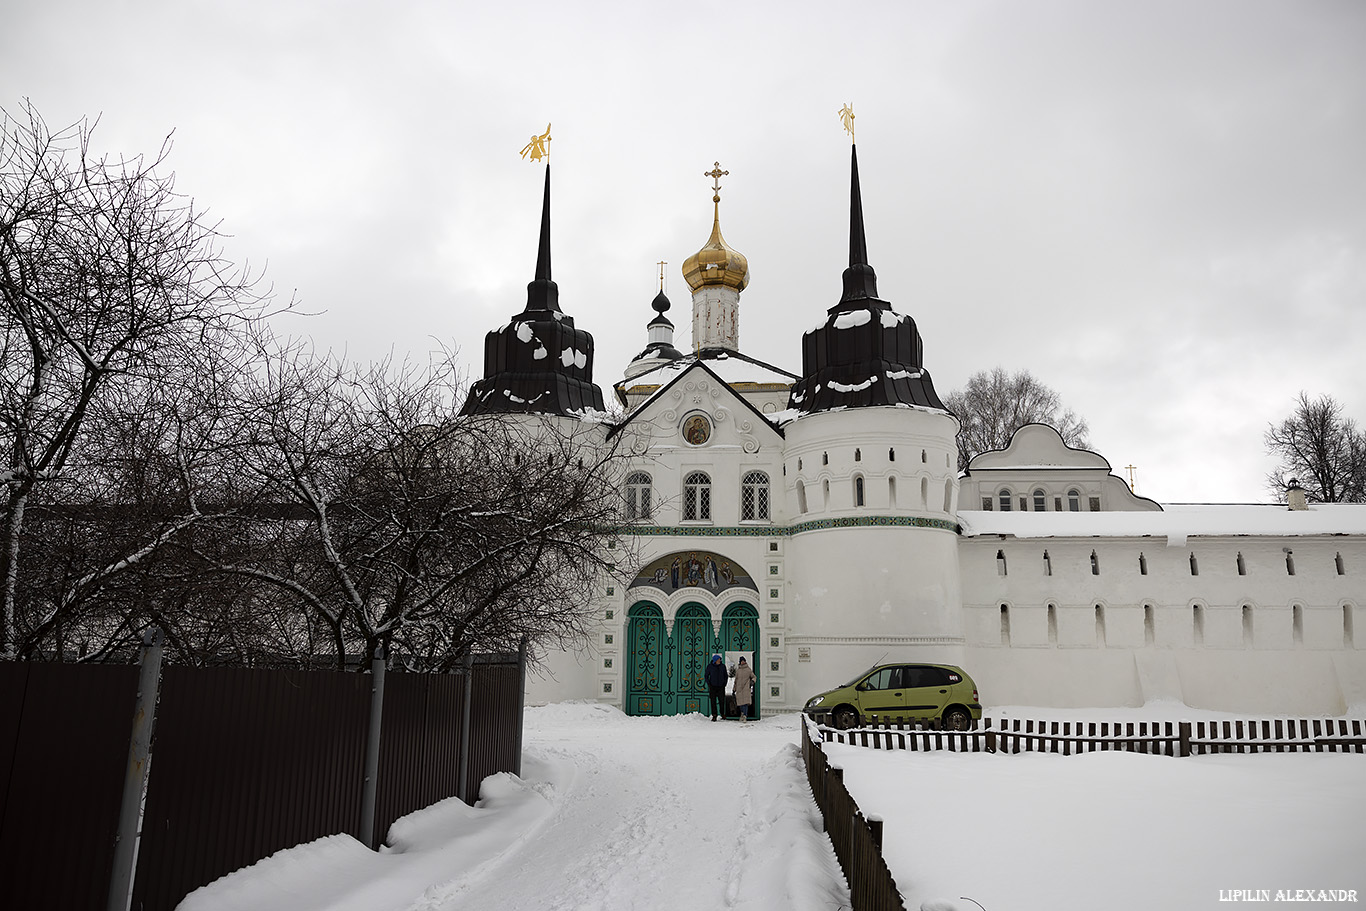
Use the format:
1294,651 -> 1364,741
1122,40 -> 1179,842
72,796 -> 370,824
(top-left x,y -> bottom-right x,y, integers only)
704,654 -> 728,721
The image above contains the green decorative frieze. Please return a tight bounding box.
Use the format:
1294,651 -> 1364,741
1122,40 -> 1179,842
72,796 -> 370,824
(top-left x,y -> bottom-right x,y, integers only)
619,515 -> 959,538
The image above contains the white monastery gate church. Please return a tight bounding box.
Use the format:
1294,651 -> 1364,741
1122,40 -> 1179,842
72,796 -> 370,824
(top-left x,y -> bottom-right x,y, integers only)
461,148 -> 1366,719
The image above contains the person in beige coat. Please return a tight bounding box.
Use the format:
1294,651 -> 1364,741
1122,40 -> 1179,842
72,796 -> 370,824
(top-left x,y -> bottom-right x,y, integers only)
733,656 -> 756,722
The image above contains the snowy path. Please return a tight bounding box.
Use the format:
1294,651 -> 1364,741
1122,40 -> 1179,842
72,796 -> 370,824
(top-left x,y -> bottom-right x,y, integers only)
180,704 -> 850,911
406,704 -> 848,911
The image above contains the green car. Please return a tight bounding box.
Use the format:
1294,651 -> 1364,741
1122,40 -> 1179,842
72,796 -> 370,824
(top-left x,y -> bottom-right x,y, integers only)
804,662 -> 982,730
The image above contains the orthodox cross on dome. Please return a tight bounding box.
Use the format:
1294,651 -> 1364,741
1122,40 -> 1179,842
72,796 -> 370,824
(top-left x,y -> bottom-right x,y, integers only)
520,123 -> 552,161
705,161 -> 728,201
838,103 -> 855,142
1125,465 -> 1138,492
657,260 -> 667,291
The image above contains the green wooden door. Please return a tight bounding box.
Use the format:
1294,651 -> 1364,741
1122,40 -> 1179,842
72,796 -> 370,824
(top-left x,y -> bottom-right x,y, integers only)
719,603 -> 761,719
669,603 -> 713,715
626,602 -> 665,715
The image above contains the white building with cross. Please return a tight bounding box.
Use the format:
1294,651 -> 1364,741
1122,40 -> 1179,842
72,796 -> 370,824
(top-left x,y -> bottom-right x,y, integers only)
465,152 -> 1366,719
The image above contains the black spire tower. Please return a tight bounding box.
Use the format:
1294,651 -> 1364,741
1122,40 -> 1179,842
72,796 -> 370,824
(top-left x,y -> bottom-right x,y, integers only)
462,165 -> 605,417
786,145 -> 945,414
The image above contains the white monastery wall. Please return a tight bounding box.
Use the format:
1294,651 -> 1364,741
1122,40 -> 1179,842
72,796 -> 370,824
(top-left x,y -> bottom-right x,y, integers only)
959,530 -> 1365,713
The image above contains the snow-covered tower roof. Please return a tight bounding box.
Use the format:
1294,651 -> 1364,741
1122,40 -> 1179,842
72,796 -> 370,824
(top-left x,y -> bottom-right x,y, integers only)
786,145 -> 946,414
461,165 -> 605,417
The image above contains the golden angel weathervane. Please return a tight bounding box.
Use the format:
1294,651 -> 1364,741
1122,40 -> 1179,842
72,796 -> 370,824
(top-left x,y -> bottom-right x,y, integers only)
520,123 -> 552,161
839,103 -> 855,141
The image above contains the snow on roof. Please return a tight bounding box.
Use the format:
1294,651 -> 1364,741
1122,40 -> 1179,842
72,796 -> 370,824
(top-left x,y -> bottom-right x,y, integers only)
621,351 -> 797,389
959,503 -> 1366,544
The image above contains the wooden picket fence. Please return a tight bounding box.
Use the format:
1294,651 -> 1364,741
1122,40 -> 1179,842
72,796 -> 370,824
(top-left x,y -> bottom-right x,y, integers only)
808,714 -> 1366,757
801,716 -> 906,911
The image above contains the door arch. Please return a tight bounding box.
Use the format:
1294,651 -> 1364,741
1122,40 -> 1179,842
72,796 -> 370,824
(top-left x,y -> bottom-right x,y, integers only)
624,552 -> 762,718
626,602 -> 665,715
719,602 -> 761,720
670,603 -> 713,715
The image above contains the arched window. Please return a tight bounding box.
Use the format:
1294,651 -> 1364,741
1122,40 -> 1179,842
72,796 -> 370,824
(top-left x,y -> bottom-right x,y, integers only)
1033,489 -> 1046,511
998,488 -> 1012,511
888,476 -> 897,508
796,480 -> 808,515
624,471 -> 652,521
683,471 -> 711,521
942,479 -> 953,513
854,448 -> 862,462
854,475 -> 865,507
1090,550 -> 1100,575
741,471 -> 770,521
1068,489 -> 1081,512
921,476 -> 929,509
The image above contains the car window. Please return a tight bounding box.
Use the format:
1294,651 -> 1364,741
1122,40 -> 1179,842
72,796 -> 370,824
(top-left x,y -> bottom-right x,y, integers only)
915,666 -> 953,686
901,666 -> 927,688
864,667 -> 896,690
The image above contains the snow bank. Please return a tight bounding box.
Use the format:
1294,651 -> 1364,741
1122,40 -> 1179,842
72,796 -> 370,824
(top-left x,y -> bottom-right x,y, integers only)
727,745 -> 851,911
177,757 -> 562,911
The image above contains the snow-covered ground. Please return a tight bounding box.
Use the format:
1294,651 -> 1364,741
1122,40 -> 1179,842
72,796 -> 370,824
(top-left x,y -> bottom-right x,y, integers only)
180,704 -> 847,911
181,703 -> 1366,911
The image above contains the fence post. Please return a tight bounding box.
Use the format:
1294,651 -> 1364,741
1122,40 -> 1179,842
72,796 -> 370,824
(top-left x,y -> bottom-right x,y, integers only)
867,814 -> 884,851
360,645 -> 387,850
515,636 -> 528,778
107,625 -> 164,911
458,651 -> 475,803
1178,721 -> 1191,758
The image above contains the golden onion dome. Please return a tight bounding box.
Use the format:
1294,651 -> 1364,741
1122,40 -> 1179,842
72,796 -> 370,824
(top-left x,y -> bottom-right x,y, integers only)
682,198 -> 749,293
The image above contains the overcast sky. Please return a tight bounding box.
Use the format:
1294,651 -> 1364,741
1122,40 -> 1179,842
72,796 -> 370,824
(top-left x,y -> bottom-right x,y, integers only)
7,0 -> 1364,504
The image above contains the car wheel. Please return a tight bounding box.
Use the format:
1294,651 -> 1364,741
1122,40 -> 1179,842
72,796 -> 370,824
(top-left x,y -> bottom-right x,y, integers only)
942,706 -> 971,731
833,707 -> 859,730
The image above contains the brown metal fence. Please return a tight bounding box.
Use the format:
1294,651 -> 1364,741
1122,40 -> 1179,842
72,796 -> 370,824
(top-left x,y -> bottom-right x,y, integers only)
131,665 -> 373,911
0,654 -> 523,911
0,662 -> 138,910
801,717 -> 907,911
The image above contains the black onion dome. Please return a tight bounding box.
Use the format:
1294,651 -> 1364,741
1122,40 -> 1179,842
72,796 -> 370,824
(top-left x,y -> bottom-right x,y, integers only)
786,145 -> 945,414
462,166 -> 606,417
632,290 -> 683,362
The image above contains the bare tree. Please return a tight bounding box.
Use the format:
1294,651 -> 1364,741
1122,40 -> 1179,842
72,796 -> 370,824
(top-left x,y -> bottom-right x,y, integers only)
191,341 -> 634,669
944,367 -> 1091,471
0,101 -> 273,656
6,321 -> 265,660
1265,392 -> 1366,503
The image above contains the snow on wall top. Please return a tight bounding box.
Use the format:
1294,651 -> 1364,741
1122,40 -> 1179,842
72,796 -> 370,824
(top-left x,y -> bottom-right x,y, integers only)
959,503 -> 1366,543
